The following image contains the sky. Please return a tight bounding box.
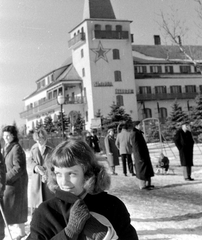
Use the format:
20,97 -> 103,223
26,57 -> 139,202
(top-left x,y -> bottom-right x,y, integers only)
0,0 -> 201,128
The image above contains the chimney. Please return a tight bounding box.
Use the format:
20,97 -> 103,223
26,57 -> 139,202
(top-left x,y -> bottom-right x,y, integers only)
154,35 -> 161,45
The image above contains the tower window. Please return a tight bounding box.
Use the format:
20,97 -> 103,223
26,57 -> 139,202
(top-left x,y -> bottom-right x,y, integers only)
116,25 -> 122,31
113,49 -> 120,59
114,71 -> 122,82
105,25 -> 112,31
116,95 -> 124,106
95,24 -> 101,30
82,68 -> 85,77
81,49 -> 84,58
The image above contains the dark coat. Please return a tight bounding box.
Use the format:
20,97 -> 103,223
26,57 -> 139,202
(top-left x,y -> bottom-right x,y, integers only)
85,135 -> 94,150
28,142 -> 54,208
0,152 -> 6,196
104,134 -> 119,167
2,142 -> 28,224
174,128 -> 194,166
92,134 -> 100,153
27,190 -> 138,240
131,128 -> 154,180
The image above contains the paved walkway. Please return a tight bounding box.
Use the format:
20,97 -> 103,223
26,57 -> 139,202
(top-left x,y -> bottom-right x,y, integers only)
4,143 -> 202,240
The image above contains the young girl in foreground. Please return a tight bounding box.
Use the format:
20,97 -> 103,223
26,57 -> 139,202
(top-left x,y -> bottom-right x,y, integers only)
27,139 -> 139,240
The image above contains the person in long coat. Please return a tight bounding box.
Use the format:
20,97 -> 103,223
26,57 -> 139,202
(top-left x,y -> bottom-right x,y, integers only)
91,130 -> 100,153
131,121 -> 154,190
104,128 -> 119,175
174,121 -> 194,181
28,128 -> 54,210
115,124 -> 135,176
0,148 -> 6,240
1,125 -> 28,239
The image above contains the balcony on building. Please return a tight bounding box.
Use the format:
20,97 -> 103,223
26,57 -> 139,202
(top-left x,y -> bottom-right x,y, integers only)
92,30 -> 129,40
20,96 -> 85,119
68,32 -> 86,49
136,92 -> 198,101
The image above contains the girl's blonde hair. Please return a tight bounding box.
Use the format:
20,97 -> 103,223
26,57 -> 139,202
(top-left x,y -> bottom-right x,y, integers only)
47,139 -> 111,194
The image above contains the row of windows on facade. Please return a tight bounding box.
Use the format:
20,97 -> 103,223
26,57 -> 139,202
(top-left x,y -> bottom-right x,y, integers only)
73,24 -> 124,37
139,85 -> 201,94
143,108 -> 168,121
135,65 -> 201,74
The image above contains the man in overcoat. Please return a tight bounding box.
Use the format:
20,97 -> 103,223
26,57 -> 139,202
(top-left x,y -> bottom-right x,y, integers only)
115,124 -> 135,176
174,121 -> 194,181
131,121 -> 154,190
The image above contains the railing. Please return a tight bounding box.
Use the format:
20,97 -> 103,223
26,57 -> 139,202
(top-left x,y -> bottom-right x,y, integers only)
68,32 -> 85,48
20,96 -> 85,119
136,92 -> 198,101
93,30 -> 129,40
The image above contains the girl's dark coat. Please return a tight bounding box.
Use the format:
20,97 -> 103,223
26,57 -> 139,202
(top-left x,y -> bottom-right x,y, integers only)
131,128 -> 154,180
174,129 -> 194,166
27,190 -> 138,240
3,142 -> 28,224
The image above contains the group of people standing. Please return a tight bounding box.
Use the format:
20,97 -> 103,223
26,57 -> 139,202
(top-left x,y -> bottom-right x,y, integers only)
0,119 -> 195,239
104,121 -> 154,190
104,119 -> 195,190
0,125 -> 28,240
0,127 -> 55,240
0,125 -> 139,240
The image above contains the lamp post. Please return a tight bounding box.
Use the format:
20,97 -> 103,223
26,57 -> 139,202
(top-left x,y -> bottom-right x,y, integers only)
57,94 -> 65,140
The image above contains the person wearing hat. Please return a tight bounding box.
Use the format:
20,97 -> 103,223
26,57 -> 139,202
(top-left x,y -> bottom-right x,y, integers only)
104,128 -> 119,175
174,120 -> 194,181
131,121 -> 154,190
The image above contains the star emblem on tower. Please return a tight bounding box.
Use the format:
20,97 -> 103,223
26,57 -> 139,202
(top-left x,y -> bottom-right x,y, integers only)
91,41 -> 111,63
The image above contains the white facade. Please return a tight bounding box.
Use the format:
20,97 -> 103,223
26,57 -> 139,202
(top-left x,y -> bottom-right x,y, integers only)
20,0 -> 138,132
20,0 -> 202,133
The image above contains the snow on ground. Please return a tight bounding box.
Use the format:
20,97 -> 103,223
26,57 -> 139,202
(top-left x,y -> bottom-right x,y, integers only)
4,142 -> 202,240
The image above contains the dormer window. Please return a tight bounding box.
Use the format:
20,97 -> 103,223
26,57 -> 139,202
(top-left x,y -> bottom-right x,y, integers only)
150,66 -> 162,73
105,25 -> 112,31
180,65 -> 191,73
95,24 -> 101,30
116,25 -> 122,31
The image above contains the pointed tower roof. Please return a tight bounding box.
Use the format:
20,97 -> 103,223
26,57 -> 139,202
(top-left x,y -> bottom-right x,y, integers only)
83,0 -> 116,20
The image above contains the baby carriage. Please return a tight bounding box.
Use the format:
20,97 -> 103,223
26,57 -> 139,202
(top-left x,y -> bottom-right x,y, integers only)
156,153 -> 170,174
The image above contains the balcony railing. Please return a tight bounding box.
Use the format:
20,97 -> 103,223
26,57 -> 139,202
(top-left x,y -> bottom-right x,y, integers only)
20,96 -> 85,119
93,30 -> 129,40
136,92 -> 198,101
68,32 -> 85,48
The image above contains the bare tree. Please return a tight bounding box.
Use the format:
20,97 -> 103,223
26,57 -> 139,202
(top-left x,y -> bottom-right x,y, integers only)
157,5 -> 202,73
